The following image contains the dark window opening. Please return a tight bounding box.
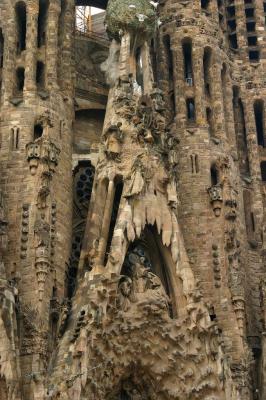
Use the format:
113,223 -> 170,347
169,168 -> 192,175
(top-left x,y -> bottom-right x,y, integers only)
36,61 -> 45,89
68,162 -> 95,298
0,29 -> 4,68
227,5 -> 236,17
228,19 -> 236,31
104,179 -> 123,265
243,189 -> 254,238
201,0 -> 211,11
206,107 -> 214,136
251,212 -> 256,231
135,47 -> 143,90
163,35 -> 174,83
16,67 -> 25,93
229,33 -> 238,49
249,50 -> 260,61
248,35 -> 257,46
245,7 -> 254,18
170,92 -> 176,115
34,123 -> 43,139
232,87 -> 250,176
254,100 -> 265,147
38,0 -> 49,48
203,47 -> 212,96
182,39 -> 193,83
211,164 -> 219,186
264,2 -> 266,12
186,98 -> 195,122
15,2 -> 27,54
246,21 -> 256,32
261,161 -> 266,181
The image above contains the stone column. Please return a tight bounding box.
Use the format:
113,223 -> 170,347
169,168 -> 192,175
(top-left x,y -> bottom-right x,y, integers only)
46,0 -> 61,89
2,10 -> 16,103
243,99 -> 264,226
253,0 -> 266,58
141,41 -> 153,94
172,41 -> 186,127
24,1 -> 39,94
192,45 -> 206,126
119,32 -> 131,77
210,55 -> 226,140
235,0 -> 249,60
96,179 -> 116,266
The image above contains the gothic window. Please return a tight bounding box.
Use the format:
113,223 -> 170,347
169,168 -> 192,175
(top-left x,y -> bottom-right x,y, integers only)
233,87 -> 250,176
206,107 -> 214,136
163,35 -> 173,84
16,67 -> 25,94
186,98 -> 195,122
210,163 -> 219,185
36,61 -> 45,89
203,47 -> 212,97
38,0 -> 49,48
15,2 -> 26,54
243,189 -> 255,238
254,99 -> 265,147
68,161 -> 95,298
191,154 -> 199,174
201,0 -> 211,13
261,161 -> 266,182
182,39 -> 193,84
0,29 -> 4,68
34,123 -> 43,139
0,29 -> 3,92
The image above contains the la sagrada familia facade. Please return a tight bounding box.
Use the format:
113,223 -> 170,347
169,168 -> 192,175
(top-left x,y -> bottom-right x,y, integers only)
0,0 -> 266,398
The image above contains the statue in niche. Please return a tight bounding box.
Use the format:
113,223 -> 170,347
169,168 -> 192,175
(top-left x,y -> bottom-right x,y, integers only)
118,248 -> 171,313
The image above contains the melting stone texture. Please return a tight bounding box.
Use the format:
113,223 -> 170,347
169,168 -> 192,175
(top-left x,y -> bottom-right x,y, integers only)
0,0 -> 266,398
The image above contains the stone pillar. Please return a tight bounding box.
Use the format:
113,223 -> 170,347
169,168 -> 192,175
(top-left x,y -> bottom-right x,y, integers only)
254,0 -> 266,58
46,0 -> 61,89
192,46 -> 206,126
24,1 -> 39,94
96,180 -> 116,266
210,55 -> 226,140
235,0 -> 249,60
2,9 -> 16,103
243,99 -> 264,227
119,32 -> 131,77
141,41 -> 153,94
172,41 -> 186,127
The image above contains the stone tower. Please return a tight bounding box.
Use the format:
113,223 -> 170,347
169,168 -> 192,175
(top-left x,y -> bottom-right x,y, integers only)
0,0 -> 266,399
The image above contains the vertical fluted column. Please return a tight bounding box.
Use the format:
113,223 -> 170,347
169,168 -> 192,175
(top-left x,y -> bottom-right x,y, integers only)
210,56 -> 226,140
24,1 -> 39,94
192,46 -> 206,125
46,0 -> 61,89
172,41 -> 186,126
